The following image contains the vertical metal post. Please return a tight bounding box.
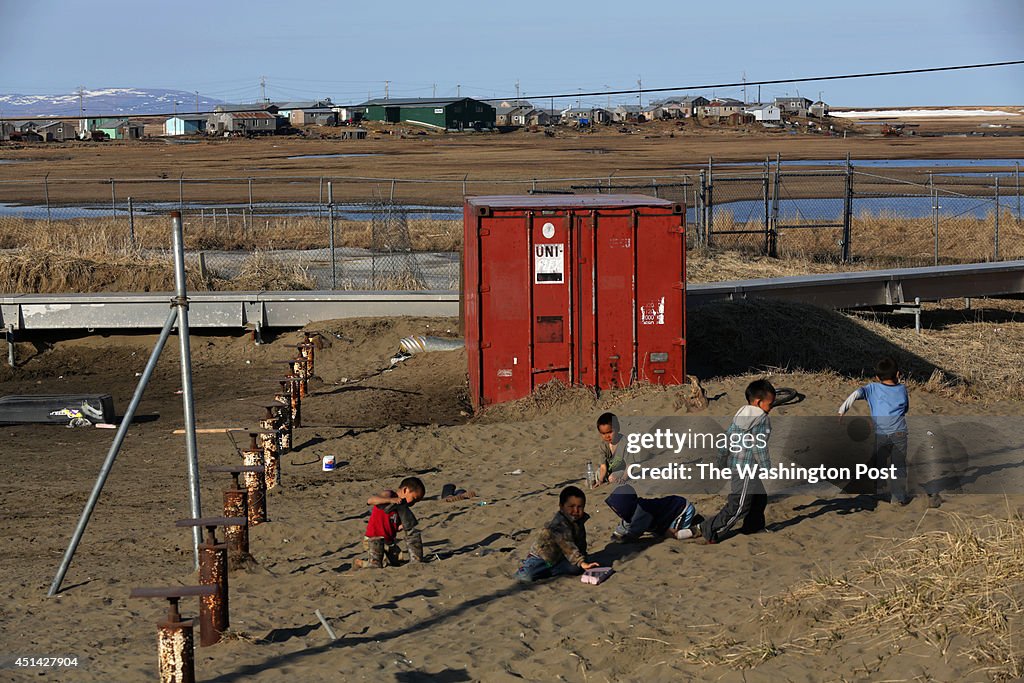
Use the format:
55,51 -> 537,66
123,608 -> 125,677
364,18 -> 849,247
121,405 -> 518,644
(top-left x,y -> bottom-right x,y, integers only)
6,324 -> 15,368
178,174 -> 184,212
994,177 -> 1000,260
43,175 -> 51,225
49,307 -> 179,596
328,181 -> 336,289
762,157 -> 770,255
390,179 -> 396,203
1016,162 -> 1021,222
931,175 -> 939,266
770,154 -> 781,257
318,177 -> 324,224
841,153 -> 853,263
706,156 -> 714,246
110,178 -> 117,218
698,170 -> 708,247
128,197 -> 136,247
171,212 -> 203,570
247,177 -> 253,212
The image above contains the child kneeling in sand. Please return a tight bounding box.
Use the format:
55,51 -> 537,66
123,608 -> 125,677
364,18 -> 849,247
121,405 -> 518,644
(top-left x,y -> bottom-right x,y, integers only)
605,484 -> 702,542
515,486 -> 599,583
357,477 -> 426,568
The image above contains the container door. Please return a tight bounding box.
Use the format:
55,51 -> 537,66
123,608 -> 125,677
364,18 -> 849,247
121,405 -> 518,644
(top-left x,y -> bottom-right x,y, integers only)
478,213 -> 532,405
575,212 -> 597,388
530,213 -> 573,388
592,210 -> 637,388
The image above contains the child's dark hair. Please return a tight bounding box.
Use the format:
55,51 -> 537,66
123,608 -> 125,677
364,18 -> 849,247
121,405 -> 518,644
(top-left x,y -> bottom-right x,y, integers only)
560,485 -> 586,505
399,477 -> 426,496
875,357 -> 899,382
745,379 -> 777,403
596,412 -> 616,429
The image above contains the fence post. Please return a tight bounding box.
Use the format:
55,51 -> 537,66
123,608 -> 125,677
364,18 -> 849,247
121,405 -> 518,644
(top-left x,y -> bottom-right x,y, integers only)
179,174 -> 184,211
128,196 -> 135,247
762,157 -> 770,255
1016,162 -> 1020,222
110,178 -> 116,218
994,177 -> 1000,261
841,153 -> 853,263
43,174 -> 51,227
698,169 -> 708,247
769,154 -> 781,258
328,181 -> 336,290
248,177 -> 253,212
931,174 -> 939,266
390,179 -> 397,203
706,156 -> 714,247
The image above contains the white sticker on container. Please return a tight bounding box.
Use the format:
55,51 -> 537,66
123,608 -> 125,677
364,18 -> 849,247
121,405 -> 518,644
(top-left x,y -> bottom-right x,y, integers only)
542,222 -> 555,239
497,368 -> 513,377
534,244 -> 564,284
640,297 -> 665,325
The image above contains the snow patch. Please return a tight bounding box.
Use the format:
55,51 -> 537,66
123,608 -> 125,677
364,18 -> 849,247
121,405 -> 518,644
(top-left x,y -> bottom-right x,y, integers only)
832,108 -> 1022,119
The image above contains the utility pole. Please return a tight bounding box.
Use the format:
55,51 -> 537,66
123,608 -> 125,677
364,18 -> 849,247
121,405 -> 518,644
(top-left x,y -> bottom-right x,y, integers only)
742,71 -> 747,104
604,85 -> 610,110
457,84 -> 461,98
515,79 -> 520,101
260,75 -> 267,103
194,91 -> 199,113
384,80 -> 390,100
432,83 -> 437,98
577,88 -> 582,109
78,85 -> 85,119
637,76 -> 642,108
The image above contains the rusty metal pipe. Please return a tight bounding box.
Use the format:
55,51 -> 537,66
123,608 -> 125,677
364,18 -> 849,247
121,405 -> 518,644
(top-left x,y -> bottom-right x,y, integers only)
197,533 -> 228,646
241,451 -> 268,525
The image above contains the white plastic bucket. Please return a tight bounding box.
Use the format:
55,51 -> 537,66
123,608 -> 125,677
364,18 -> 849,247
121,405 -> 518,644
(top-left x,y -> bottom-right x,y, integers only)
322,455 -> 336,471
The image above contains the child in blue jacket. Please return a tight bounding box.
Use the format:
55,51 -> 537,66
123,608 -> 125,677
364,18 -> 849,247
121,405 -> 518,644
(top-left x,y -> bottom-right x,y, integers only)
605,484 -> 702,541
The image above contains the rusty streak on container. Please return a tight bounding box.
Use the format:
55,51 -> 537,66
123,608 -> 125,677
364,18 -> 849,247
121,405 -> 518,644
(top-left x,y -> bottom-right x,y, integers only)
463,194 -> 687,409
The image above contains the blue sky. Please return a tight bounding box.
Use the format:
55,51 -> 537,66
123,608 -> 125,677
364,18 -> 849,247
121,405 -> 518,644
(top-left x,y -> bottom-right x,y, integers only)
1,0 -> 1022,106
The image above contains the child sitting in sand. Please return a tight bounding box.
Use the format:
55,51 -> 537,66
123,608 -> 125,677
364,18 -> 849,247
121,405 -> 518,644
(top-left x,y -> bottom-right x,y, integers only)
605,484 -> 702,542
837,357 -> 937,507
594,412 -> 627,487
515,486 -> 599,583
356,476 -> 426,568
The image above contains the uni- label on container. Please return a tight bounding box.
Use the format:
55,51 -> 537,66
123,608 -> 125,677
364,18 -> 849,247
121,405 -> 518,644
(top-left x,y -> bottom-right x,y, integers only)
463,195 -> 686,409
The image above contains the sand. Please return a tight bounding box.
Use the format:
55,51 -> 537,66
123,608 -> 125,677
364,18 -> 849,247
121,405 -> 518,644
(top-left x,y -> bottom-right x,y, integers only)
1,307 -> 1023,682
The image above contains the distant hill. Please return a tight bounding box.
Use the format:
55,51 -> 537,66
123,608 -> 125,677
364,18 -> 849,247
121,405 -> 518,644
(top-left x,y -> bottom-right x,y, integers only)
0,88 -> 226,118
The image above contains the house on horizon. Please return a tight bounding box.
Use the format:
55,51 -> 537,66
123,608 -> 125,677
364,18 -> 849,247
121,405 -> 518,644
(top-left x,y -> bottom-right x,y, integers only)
275,100 -> 338,126
79,117 -> 144,139
207,111 -> 282,135
358,97 -> 496,130
699,98 -> 745,119
775,97 -> 813,117
164,115 -> 208,136
744,103 -> 782,124
809,100 -> 830,118
561,107 -> 611,125
656,95 -> 709,118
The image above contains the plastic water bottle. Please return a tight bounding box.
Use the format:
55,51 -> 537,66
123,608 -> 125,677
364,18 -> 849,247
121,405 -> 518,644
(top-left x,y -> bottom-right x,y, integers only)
586,462 -> 595,488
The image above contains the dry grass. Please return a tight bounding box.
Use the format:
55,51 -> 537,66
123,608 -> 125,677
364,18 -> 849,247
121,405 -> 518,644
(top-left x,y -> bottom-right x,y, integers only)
685,514 -> 1024,680
228,250 -> 316,290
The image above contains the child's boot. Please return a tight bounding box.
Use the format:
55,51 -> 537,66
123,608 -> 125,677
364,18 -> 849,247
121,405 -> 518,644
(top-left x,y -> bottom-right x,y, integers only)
356,537 -> 385,569
405,528 -> 425,563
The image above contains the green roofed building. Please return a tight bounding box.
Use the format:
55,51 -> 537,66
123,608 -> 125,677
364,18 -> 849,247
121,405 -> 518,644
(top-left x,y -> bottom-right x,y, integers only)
358,97 -> 495,130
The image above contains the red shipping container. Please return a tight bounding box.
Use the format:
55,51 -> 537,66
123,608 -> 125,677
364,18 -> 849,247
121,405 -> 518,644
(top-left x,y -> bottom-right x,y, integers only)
463,195 -> 686,409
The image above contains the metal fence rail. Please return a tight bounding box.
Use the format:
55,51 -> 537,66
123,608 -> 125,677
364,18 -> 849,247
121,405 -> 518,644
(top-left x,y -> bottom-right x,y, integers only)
0,159 -> 1020,292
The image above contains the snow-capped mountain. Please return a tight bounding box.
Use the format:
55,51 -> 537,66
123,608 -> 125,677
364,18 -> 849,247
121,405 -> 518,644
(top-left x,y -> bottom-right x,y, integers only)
0,88 -> 226,118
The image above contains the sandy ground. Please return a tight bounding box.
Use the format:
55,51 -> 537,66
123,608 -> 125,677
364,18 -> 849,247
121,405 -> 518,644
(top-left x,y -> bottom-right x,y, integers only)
1,302 -> 1022,682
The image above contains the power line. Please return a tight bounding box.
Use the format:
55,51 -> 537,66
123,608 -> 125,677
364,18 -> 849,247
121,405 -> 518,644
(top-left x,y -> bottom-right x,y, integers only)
527,59 -> 1024,102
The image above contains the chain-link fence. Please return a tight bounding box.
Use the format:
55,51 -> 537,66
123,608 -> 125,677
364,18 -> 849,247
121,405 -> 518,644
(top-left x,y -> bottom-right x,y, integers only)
0,161 -> 1020,293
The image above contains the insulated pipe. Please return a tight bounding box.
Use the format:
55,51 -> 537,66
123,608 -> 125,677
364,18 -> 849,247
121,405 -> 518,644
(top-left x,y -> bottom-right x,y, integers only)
172,211 -> 204,570
398,335 -> 464,354
49,307 -> 179,597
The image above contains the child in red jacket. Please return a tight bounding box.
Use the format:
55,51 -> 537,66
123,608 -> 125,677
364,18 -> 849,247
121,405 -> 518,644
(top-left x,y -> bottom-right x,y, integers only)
357,477 -> 426,568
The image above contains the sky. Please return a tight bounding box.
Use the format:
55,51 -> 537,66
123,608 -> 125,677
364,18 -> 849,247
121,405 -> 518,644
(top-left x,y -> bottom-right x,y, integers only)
1,0 -> 1022,107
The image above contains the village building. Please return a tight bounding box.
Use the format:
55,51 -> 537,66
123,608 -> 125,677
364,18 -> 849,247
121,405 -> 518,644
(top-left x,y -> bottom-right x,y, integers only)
164,115 -> 208,136
207,111 -> 282,135
358,97 -> 496,130
744,103 -> 782,123
774,96 -> 813,117
561,107 -> 611,125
